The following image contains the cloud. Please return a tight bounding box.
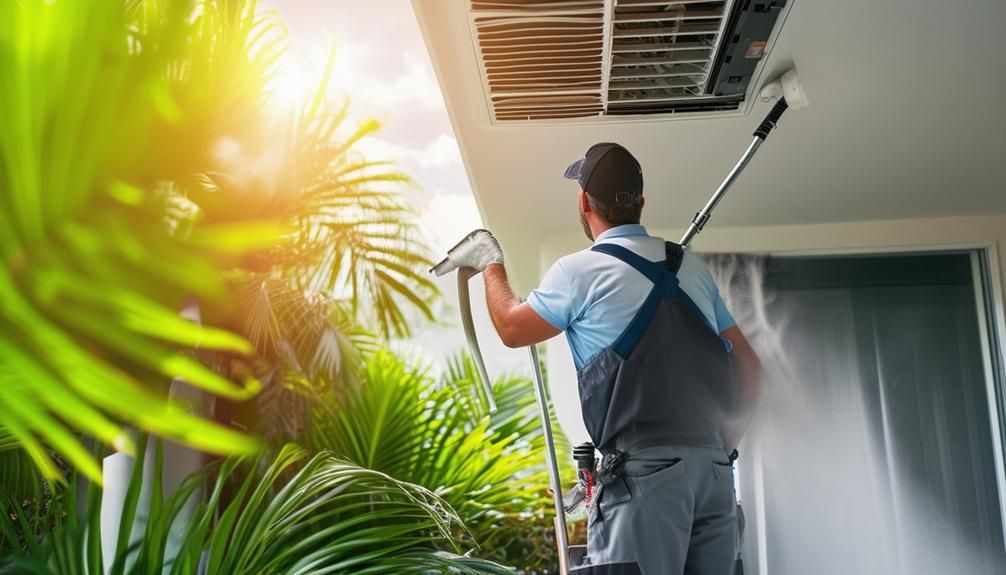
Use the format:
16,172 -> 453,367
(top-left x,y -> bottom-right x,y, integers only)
331,49 -> 445,115
355,133 -> 462,170
421,191 -> 484,253
417,134 -> 462,168
371,51 -> 446,111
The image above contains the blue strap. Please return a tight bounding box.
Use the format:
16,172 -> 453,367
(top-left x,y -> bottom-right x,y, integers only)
592,241 -> 730,357
612,286 -> 662,358
591,243 -> 663,284
592,243 -> 676,358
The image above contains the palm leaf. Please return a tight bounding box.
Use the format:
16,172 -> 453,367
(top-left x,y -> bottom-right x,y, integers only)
0,0 -> 306,480
1,441 -> 514,574
307,351 -> 568,568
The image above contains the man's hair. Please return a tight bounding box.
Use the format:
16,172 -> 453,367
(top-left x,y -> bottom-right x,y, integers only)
587,194 -> 643,226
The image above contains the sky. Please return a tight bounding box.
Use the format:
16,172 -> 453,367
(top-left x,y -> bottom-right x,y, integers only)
266,0 -> 535,378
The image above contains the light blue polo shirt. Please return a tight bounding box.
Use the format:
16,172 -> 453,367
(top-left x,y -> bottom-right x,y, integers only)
527,224 -> 736,370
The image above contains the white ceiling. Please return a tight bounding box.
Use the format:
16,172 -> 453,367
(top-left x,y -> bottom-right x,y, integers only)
413,0 -> 1006,288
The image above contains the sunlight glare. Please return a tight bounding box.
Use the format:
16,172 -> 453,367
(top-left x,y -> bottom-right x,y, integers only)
269,49 -> 315,111
268,41 -> 358,115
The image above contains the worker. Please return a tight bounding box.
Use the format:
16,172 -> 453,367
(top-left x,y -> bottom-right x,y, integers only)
439,142 -> 762,574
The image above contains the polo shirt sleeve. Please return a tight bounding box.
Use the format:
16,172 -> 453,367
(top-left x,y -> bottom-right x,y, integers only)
526,259 -> 577,331
713,291 -> 736,332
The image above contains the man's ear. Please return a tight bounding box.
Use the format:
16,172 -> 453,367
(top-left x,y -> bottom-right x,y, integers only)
639,196 -> 645,209
580,190 -> 591,213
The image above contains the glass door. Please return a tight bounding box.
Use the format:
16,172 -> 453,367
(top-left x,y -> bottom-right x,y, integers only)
707,250 -> 1006,575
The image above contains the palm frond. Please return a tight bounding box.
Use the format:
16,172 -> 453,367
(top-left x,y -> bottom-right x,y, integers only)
0,0 -> 305,481
307,351 -> 566,568
1,441 -> 514,574
175,40 -> 439,341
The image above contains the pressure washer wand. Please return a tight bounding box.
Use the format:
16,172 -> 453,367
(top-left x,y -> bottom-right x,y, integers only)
680,68 -> 808,247
528,343 -> 571,575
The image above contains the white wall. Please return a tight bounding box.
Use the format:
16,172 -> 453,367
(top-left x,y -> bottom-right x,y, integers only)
537,214 -> 1006,445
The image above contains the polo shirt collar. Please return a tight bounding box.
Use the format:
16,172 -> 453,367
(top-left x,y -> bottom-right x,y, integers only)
595,224 -> 648,243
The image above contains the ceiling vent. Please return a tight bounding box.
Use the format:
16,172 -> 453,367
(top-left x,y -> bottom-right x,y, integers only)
468,0 -> 789,122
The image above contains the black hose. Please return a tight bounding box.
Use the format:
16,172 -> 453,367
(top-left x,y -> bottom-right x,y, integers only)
753,97 -> 789,140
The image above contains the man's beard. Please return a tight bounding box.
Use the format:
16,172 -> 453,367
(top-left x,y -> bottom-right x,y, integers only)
578,202 -> 593,241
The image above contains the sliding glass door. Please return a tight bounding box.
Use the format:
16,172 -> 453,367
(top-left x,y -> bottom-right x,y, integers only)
708,250 -> 1006,575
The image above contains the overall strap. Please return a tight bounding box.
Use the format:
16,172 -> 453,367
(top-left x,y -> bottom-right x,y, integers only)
591,242 -> 680,358
590,243 -> 664,284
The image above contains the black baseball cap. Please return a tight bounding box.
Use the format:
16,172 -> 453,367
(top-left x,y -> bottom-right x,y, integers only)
563,142 -> 643,204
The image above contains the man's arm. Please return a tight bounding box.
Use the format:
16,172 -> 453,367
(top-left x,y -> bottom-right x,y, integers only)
483,263 -> 561,348
720,325 -> 762,451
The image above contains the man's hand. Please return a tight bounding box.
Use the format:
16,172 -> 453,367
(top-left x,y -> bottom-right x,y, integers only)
431,228 -> 558,348
430,229 -> 504,277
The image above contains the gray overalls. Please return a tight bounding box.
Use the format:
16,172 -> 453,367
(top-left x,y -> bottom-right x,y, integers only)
572,241 -> 738,575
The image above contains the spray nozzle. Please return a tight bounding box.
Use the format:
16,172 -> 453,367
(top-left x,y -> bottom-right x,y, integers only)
758,68 -> 809,110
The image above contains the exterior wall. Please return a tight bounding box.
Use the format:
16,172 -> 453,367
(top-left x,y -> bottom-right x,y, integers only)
538,214 -> 1006,445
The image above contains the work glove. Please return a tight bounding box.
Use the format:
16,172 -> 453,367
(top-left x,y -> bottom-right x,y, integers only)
430,229 -> 504,277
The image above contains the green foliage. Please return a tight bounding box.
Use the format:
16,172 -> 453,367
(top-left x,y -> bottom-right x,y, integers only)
0,442 -> 63,558
0,0 -> 282,483
308,351 -> 573,571
197,53 -> 441,439
200,53 -> 440,342
1,0 -> 510,570
1,438 -> 514,575
0,0 -> 441,482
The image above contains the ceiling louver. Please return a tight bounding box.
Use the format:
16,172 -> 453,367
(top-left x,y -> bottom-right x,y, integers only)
468,0 -> 789,122
470,1 -> 607,121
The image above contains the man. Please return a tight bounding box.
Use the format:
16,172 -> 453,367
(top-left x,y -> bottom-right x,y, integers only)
440,142 -> 762,574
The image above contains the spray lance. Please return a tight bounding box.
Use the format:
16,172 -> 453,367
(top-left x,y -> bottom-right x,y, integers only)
431,68 -> 807,574
681,69 -> 809,246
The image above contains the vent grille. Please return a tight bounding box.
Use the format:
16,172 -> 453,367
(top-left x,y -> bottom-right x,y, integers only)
607,0 -> 734,114
469,0 -> 787,122
471,1 -> 606,121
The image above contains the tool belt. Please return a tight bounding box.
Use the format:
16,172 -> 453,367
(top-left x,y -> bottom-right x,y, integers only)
564,429 -> 740,514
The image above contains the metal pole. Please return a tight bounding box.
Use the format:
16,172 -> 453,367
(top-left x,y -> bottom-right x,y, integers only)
528,344 -> 570,574
679,136 -> 763,247
680,95 -> 792,247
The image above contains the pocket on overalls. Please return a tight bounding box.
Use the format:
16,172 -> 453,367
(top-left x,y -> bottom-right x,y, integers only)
593,476 -> 632,523
588,477 -> 633,564
712,460 -> 734,481
626,458 -> 687,502
710,460 -> 738,517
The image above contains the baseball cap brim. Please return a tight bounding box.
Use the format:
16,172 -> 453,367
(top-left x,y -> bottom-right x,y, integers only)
563,159 -> 583,181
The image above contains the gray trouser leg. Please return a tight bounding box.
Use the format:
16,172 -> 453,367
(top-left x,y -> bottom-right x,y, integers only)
583,446 -> 737,575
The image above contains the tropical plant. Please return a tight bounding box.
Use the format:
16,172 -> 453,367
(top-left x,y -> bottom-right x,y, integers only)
197,56 -> 440,439
0,0 -> 440,481
1,438 -> 514,575
0,435 -> 63,559
192,62 -> 439,363
0,0 -> 287,484
307,351 -> 574,571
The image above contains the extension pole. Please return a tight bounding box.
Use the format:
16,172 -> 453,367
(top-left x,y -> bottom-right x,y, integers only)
529,344 -> 570,574
680,98 -> 790,247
